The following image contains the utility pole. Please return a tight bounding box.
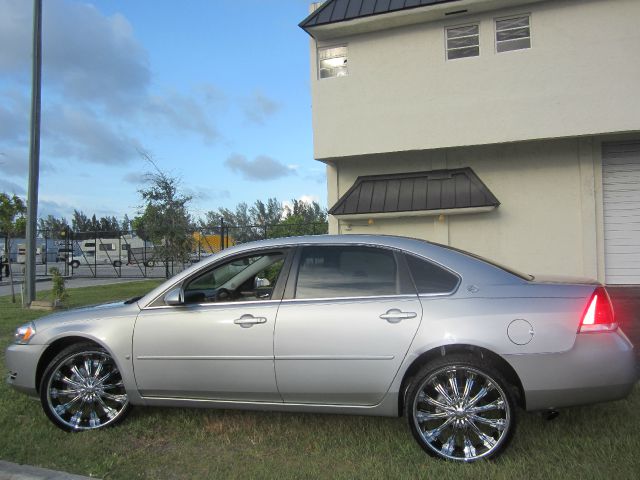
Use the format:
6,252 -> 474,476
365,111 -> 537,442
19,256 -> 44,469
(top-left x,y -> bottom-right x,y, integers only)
25,0 -> 43,306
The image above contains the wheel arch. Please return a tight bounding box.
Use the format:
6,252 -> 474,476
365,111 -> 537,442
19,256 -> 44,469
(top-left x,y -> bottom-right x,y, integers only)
35,335 -> 113,394
397,344 -> 526,416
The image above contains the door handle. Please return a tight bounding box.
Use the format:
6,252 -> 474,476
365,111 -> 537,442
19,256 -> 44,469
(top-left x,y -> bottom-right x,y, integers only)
234,314 -> 267,328
379,309 -> 417,324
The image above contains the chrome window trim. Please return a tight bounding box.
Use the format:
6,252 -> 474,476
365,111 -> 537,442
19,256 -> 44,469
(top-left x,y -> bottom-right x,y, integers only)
142,240 -> 465,309
280,294 -> 419,305
143,299 -> 282,311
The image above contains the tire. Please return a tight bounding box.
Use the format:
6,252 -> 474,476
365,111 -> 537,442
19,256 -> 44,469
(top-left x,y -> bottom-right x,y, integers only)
39,342 -> 131,432
143,261 -> 155,268
70,260 -> 80,269
113,260 -> 122,268
405,354 -> 516,462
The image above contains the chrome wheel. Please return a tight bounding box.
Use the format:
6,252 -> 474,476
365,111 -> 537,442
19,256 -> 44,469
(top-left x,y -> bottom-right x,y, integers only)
44,349 -> 129,431
410,364 -> 512,462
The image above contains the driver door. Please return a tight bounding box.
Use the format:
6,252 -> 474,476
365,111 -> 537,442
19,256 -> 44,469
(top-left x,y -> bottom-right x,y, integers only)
133,248 -> 292,402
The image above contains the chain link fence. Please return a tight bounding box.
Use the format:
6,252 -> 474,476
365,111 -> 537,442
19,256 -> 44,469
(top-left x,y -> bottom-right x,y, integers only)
0,221 -> 328,281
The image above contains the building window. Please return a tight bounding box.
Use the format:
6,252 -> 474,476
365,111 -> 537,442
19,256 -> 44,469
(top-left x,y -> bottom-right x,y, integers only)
446,24 -> 479,60
495,15 -> 531,52
318,46 -> 348,79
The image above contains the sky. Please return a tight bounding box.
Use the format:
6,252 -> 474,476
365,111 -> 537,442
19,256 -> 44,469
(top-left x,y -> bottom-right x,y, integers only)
0,0 -> 324,222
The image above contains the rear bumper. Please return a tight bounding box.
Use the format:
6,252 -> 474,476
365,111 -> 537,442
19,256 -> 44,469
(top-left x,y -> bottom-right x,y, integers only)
5,343 -> 47,398
505,329 -> 636,411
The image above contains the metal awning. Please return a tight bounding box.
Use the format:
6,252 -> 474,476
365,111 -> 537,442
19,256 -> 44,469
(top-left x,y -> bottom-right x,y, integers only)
299,0 -> 460,31
329,167 -> 500,218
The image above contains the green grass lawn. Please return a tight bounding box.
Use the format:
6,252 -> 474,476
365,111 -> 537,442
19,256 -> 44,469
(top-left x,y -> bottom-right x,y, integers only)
1,282 -> 639,479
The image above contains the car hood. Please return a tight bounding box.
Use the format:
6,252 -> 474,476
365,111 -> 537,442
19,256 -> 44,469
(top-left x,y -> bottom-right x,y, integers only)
33,301 -> 141,332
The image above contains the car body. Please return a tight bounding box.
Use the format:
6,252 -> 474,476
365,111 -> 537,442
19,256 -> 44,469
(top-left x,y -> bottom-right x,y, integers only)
6,235 -> 636,461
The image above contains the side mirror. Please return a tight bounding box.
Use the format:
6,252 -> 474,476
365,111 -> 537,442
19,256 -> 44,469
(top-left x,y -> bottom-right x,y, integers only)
164,287 -> 184,306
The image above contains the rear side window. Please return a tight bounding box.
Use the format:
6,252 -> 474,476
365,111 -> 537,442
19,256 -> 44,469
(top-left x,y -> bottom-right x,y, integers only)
405,254 -> 459,294
295,246 -> 398,299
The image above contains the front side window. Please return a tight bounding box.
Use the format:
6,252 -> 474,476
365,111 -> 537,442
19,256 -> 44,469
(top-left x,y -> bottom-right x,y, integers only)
495,15 -> 531,52
446,24 -> 479,60
405,254 -> 460,295
183,252 -> 285,304
295,246 -> 399,299
318,45 -> 348,79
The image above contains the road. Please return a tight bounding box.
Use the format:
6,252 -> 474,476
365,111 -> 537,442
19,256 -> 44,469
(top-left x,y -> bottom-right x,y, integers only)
0,261 -> 174,298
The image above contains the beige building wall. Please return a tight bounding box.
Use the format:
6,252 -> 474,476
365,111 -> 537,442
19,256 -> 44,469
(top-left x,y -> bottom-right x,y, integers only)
311,0 -> 640,160
328,138 -> 602,280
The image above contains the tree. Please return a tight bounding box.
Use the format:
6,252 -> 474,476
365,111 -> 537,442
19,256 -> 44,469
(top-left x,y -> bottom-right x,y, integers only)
136,160 -> 193,276
71,210 -> 124,239
0,193 -> 27,302
71,210 -> 91,231
250,198 -> 283,226
38,215 -> 69,235
200,198 -> 328,242
121,214 -> 131,233
269,199 -> 328,238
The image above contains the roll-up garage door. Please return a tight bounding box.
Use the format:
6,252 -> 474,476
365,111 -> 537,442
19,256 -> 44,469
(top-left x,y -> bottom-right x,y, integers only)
603,141 -> 640,284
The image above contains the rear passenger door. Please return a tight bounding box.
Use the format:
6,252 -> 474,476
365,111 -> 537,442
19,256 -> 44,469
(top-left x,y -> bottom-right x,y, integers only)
274,245 -> 422,406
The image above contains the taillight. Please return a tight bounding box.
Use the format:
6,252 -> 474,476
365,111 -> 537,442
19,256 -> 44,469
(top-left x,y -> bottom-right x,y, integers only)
578,286 -> 617,333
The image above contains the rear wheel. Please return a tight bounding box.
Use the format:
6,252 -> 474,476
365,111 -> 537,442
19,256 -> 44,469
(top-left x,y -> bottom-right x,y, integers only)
113,260 -> 122,268
405,354 -> 516,462
40,343 -> 131,431
69,260 -> 80,269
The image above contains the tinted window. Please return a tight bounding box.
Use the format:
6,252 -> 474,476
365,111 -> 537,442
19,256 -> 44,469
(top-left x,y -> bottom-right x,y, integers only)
295,246 -> 398,299
184,252 -> 285,304
406,254 -> 459,294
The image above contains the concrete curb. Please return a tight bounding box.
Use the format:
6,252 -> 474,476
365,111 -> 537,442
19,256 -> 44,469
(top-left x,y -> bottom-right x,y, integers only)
0,461 -> 98,480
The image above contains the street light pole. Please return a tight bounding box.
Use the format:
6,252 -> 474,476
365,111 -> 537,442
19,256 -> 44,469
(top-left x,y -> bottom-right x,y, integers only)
25,0 -> 43,306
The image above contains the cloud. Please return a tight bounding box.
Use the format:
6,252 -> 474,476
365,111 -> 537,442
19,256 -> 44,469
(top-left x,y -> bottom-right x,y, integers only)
0,89 -> 29,142
224,154 -> 296,181
38,198 -> 74,220
143,91 -> 219,142
122,172 -> 148,185
282,195 -> 321,212
0,0 -> 150,111
0,0 -> 223,164
0,177 -> 25,195
43,106 -> 142,165
242,91 -> 280,125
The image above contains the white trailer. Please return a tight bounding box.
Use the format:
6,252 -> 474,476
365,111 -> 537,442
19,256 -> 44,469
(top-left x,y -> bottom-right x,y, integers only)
16,243 -> 46,264
69,235 -> 150,268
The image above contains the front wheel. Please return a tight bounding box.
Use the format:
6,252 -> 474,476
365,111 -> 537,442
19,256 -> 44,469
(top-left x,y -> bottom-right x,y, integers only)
113,260 -> 122,268
69,260 -> 80,269
405,354 -> 516,462
40,343 -> 131,431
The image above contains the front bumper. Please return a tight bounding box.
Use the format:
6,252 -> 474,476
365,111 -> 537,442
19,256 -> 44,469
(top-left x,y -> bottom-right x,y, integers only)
505,329 -> 636,411
5,343 -> 48,398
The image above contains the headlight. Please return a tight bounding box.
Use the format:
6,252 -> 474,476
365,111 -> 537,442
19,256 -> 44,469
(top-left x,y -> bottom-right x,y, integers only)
14,322 -> 36,344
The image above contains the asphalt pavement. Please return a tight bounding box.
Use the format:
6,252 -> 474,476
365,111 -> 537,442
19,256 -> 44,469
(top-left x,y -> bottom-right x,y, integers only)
0,461 -> 97,480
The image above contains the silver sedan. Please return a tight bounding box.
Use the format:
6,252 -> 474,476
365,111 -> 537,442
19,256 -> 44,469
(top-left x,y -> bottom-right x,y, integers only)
6,235 -> 636,462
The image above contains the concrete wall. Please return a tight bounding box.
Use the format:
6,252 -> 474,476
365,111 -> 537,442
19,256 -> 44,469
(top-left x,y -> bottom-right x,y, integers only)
311,0 -> 640,160
328,138 -> 603,280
